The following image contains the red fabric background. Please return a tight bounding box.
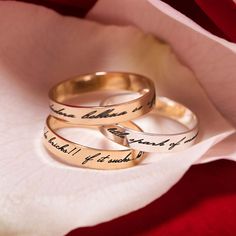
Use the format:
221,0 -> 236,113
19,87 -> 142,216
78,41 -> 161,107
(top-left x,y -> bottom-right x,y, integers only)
12,0 -> 236,235
68,160 -> 236,236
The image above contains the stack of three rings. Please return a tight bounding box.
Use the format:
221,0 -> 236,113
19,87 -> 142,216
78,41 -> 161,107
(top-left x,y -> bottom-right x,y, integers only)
43,72 -> 199,170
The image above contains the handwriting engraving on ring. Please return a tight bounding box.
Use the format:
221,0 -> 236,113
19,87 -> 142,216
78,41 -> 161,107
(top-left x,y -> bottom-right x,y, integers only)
81,109 -> 127,119
132,106 -> 143,112
81,94 -> 156,119
50,105 -> 75,118
44,130 -> 143,166
107,128 -> 130,138
107,127 -> 198,151
168,132 -> 198,150
128,138 -> 171,147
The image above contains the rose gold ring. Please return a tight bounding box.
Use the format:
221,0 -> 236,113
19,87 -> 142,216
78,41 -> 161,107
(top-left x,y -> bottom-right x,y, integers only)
43,116 -> 145,170
49,72 -> 155,125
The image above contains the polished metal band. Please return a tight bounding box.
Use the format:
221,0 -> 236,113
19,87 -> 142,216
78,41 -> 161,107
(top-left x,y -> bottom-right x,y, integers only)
49,72 -> 156,125
100,97 -> 199,152
43,116 -> 145,169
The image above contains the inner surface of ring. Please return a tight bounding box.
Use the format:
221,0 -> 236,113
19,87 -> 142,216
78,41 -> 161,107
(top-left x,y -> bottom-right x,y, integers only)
155,98 -> 197,130
47,116 -> 142,150
49,72 -> 152,103
102,95 -> 198,131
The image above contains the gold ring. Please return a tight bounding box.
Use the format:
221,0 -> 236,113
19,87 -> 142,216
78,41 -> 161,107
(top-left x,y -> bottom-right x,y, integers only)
43,116 -> 145,170
49,72 -> 155,125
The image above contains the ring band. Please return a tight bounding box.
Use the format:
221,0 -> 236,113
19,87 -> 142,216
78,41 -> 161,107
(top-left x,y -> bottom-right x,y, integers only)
49,72 -> 156,125
100,97 -> 199,152
43,116 -> 145,169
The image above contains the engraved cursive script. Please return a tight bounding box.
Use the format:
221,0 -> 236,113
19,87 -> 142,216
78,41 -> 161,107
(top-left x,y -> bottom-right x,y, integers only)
50,105 -> 75,118
44,130 -> 144,166
81,109 -> 127,119
128,138 -> 170,147
107,127 -> 130,138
